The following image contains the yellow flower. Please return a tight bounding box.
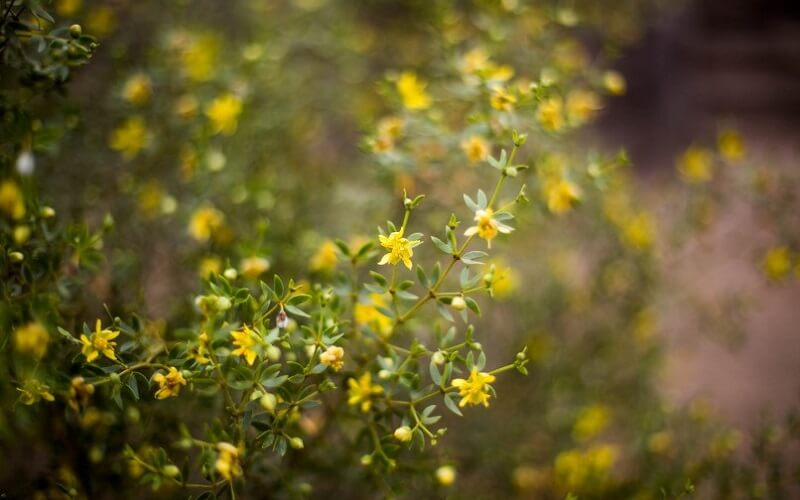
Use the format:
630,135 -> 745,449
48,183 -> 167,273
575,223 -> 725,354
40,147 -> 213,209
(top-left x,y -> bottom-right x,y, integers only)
152,367 -> 187,399
68,376 -> 95,411
460,135 -> 490,164
56,0 -> 82,17
13,322 -> 49,360
319,345 -> 344,371
0,180 -> 26,220
198,256 -> 222,278
763,246 -> 792,281
80,320 -> 120,363
190,332 -> 212,365
436,465 -> 456,486
18,379 -> 55,405
122,74 -> 152,106
231,325 -> 259,365
174,94 -> 199,119
109,116 -> 151,159
537,96 -> 565,132
205,93 -> 243,135
240,256 -> 270,280
86,6 -> 115,37
544,178 -> 581,214
566,90 -> 602,126
572,404 -> 611,441
378,230 -> 422,269
189,206 -> 224,242
677,146 -> 713,184
396,72 -> 431,110
215,442 -> 242,481
13,224 -> 30,244
620,213 -> 655,250
464,208 -> 513,248
483,260 -> 518,299
377,116 -> 405,139
554,444 -> 618,491
451,367 -> 496,407
602,70 -> 626,96
490,86 -> 516,111
718,129 -> 745,161
181,34 -> 219,82
354,294 -> 393,337
309,240 -> 339,272
347,372 -> 383,412
461,48 -> 490,75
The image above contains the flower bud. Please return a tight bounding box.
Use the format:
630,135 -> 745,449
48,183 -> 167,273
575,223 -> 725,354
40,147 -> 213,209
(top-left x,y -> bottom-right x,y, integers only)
432,351 -> 445,365
436,465 -> 456,486
451,296 -> 466,311
360,454 -> 373,466
40,206 -> 56,218
162,465 -> 180,478
394,426 -> 413,443
378,369 -> 391,380
69,24 -> 82,38
260,393 -> 277,412
289,437 -> 304,450
267,344 -> 282,361
223,268 -> 238,280
215,296 -> 232,311
8,251 -> 24,262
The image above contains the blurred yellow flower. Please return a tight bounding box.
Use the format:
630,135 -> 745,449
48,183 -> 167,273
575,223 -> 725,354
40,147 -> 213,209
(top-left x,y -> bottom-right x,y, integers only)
68,376 -> 95,411
13,224 -> 30,244
461,47 -> 490,74
240,256 -> 270,280
86,7 -> 115,37
174,94 -> 199,120
347,372 -> 383,412
566,89 -> 602,126
56,0 -> 82,16
573,404 -> 611,441
109,116 -> 151,159
18,379 -> 55,405
231,325 -> 259,366
436,465 -> 456,486
191,332 -> 212,365
378,230 -> 421,269
620,212 -> 655,250
396,72 -> 431,110
355,294 -> 393,337
215,442 -> 242,481
13,322 -> 49,360
537,96 -> 565,132
718,129 -> 745,161
677,146 -> 713,184
554,444 -> 618,491
198,256 -> 222,278
377,116 -> 405,139
490,86 -> 516,111
181,34 -> 219,82
80,319 -> 120,363
647,431 -> 673,455
189,206 -> 224,242
543,178 -> 581,214
464,208 -> 513,248
122,74 -> 152,106
152,367 -> 187,399
206,93 -> 243,135
319,345 -> 344,371
452,367 -> 496,407
0,180 -> 25,220
309,240 -> 339,272
763,246 -> 792,281
603,70 -> 627,96
460,135 -> 490,164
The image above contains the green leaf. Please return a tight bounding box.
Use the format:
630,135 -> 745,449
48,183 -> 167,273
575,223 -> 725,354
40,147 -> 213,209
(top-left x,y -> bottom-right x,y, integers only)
444,393 -> 463,416
285,304 -> 309,318
429,360 -> 442,386
431,236 -> 452,254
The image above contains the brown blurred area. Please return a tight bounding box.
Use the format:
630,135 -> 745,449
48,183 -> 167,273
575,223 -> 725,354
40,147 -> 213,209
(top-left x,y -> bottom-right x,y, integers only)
598,0 -> 800,429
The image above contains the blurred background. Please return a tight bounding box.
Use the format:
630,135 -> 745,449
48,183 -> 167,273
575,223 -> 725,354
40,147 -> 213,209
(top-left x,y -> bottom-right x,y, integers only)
3,0 -> 800,498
